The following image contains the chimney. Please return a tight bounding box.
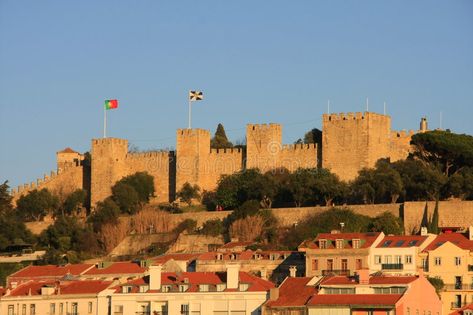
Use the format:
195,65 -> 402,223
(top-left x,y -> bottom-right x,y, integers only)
269,287 -> 279,301
226,264 -> 240,289
420,227 -> 428,236
289,266 -> 297,278
260,268 -> 267,280
356,269 -> 370,285
149,265 -> 162,291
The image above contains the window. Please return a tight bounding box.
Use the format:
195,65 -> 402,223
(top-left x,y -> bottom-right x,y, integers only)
455,257 -> 462,266
373,287 -> 407,294
384,255 -> 392,264
327,259 -> 334,271
408,240 -> 418,246
30,304 -> 36,315
59,303 -> 63,315
382,240 -> 393,247
50,303 -> 56,315
216,284 -> 226,292
336,239 -> 344,249
8,305 -> 14,315
405,255 -> 413,264
395,255 -> 402,264
374,255 -> 382,264
353,239 -> 360,249
435,257 -> 442,266
22,304 -> 26,315
181,304 -> 189,315
88,302 -> 93,313
325,287 -> 356,294
395,240 -> 405,247
139,285 -> 149,293
71,303 -> 78,315
312,259 -> 319,271
319,239 -> 327,249
199,284 -> 209,292
179,284 -> 189,292
341,259 -> 348,271
122,286 -> 132,293
162,285 -> 171,292
239,283 -> 249,291
422,258 -> 428,270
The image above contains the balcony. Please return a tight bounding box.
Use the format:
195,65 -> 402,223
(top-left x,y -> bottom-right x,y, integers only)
468,265 -> 473,272
322,269 -> 351,276
444,284 -> 473,291
382,263 -> 403,270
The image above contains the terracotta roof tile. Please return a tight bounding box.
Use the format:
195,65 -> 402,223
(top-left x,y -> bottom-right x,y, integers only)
84,262 -> 146,275
57,147 -> 78,154
376,235 -> 428,248
321,275 -> 417,285
266,277 -> 317,307
302,232 -> 381,249
9,264 -> 93,279
307,294 -> 402,306
423,233 -> 473,252
7,280 -> 111,297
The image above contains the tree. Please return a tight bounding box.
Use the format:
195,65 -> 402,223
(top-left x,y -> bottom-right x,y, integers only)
295,128 -> 322,145
312,169 -> 347,206
442,167 -> 473,200
411,130 -> 473,176
62,189 -> 87,216
288,169 -> 316,207
369,212 -> 404,235
117,172 -> 155,204
87,198 -> 120,232
200,219 -> 224,237
429,200 -> 439,234
16,188 -> 59,221
0,212 -> 35,251
427,276 -> 445,295
211,123 -> 233,149
112,182 -> 141,214
0,181 -> 13,215
177,182 -> 201,206
393,159 -> 446,201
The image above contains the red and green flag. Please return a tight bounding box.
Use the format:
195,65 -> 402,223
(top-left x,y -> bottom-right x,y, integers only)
104,99 -> 118,110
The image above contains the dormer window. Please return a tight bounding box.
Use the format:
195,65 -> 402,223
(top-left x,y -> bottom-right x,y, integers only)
162,285 -> 171,293
179,284 -> 189,292
199,284 -> 209,292
216,284 -> 226,292
139,285 -> 149,293
336,239 -> 344,249
122,286 -> 132,293
216,254 -> 223,260
230,254 -> 237,260
239,283 -> 250,291
352,239 -> 360,249
319,239 -> 327,249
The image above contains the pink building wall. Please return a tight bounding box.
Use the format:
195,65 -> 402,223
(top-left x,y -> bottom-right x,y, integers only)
396,275 -> 442,315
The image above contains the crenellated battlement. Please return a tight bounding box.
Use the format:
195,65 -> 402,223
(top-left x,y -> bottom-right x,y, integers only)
246,123 -> 282,131
91,138 -> 128,146
177,128 -> 210,137
322,111 -> 389,122
391,129 -> 415,139
210,147 -> 244,155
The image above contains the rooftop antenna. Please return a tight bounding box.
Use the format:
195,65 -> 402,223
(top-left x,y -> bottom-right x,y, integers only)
366,97 -> 369,112
327,99 -> 330,114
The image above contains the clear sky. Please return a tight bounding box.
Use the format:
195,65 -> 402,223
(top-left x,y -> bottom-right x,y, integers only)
1,0 -> 472,189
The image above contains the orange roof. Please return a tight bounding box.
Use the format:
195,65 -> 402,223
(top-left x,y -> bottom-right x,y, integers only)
266,277 -> 317,307
220,241 -> 253,249
423,233 -> 473,252
9,264 -> 93,279
198,250 -> 295,261
307,294 -> 402,306
116,271 -> 274,293
84,262 -> 146,275
376,235 -> 428,248
321,275 -> 417,286
57,147 -> 78,154
450,303 -> 473,314
302,232 -> 381,249
7,280 -> 112,297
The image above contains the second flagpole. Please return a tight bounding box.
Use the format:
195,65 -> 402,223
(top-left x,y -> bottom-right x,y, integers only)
188,96 -> 192,129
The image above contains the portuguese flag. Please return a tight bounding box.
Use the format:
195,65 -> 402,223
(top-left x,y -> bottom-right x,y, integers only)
104,99 -> 118,110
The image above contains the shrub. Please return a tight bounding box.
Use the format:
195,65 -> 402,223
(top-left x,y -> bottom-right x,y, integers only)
200,219 -> 224,237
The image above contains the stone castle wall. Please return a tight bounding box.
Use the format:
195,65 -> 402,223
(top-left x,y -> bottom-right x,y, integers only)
12,111 -> 420,208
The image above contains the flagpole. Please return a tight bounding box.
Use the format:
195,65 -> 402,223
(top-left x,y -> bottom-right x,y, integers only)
188,98 -> 192,129
103,105 -> 107,138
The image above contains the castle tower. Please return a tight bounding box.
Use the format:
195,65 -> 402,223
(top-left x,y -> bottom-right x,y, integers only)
56,147 -> 83,173
420,117 -> 428,133
246,123 -> 282,172
90,138 -> 128,206
322,112 -> 391,181
176,129 -> 211,191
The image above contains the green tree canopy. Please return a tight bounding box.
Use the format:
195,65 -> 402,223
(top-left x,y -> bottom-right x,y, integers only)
411,130 -> 473,176
0,181 -> 13,215
112,182 -> 141,214
62,189 -> 87,216
211,123 -> 233,149
116,172 -> 155,204
87,198 -> 120,232
369,211 -> 404,235
177,182 -> 201,206
16,188 -> 59,221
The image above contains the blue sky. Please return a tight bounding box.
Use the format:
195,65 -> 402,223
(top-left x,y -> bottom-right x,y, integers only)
1,0 -> 472,188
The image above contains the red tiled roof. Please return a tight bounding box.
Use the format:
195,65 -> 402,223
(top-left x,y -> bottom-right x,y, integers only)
116,271 -> 274,293
307,294 -> 402,306
84,262 -> 146,275
376,235 -> 428,248
321,275 -> 417,286
57,147 -> 78,154
220,241 -> 253,249
302,232 -> 381,250
266,277 -> 317,307
151,253 -> 199,264
450,303 -> 473,314
9,264 -> 93,279
198,250 -> 295,261
7,280 -> 111,297
423,233 -> 473,252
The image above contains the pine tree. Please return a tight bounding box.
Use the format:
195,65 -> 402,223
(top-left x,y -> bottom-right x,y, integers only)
421,202 -> 429,229
430,200 -> 440,234
0,181 -> 13,215
211,123 -> 233,149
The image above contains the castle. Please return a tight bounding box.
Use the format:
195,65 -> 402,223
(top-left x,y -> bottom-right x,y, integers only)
10,111 -> 426,207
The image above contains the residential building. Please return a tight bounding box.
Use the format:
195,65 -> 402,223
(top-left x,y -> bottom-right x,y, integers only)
196,250 -> 305,283
369,234 -> 436,275
299,232 -> 384,277
450,303 -> 473,314
421,232 -> 473,314
264,270 -> 442,315
110,264 -> 274,315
